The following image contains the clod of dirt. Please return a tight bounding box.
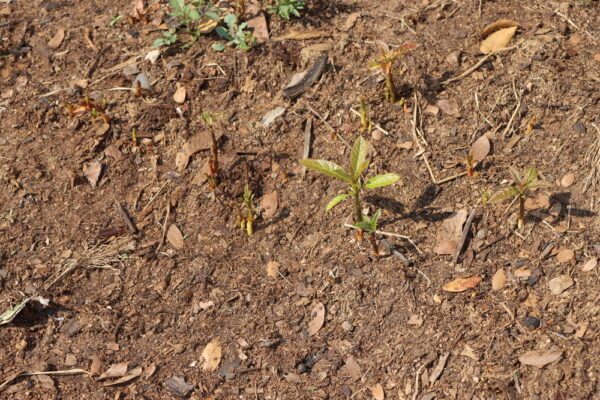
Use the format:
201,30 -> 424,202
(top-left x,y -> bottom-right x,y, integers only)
442,276 -> 481,292
266,261 -> 280,278
524,315 -> 541,330
201,339 -> 222,371
167,224 -> 184,249
548,275 -> 574,295
519,349 -> 562,368
260,191 -> 278,219
245,4 -> 269,43
344,356 -> 362,381
164,375 -> 194,398
307,302 -> 325,336
556,248 -> 575,263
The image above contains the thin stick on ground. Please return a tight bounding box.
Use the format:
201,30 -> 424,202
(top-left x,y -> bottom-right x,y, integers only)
138,181 -> 168,218
301,117 -> 312,178
156,203 -> 171,251
343,223 -> 422,254
501,79 -> 522,140
441,46 -> 517,86
349,107 -> 391,137
453,209 -> 478,263
1,369 -> 92,391
583,124 -> 600,207
304,104 -> 351,149
549,7 -> 596,42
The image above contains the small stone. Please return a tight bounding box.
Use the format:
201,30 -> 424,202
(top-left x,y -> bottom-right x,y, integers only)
371,129 -> 382,141
573,121 -> 586,133
561,173 -> 575,188
524,316 -> 541,330
164,376 -> 194,398
526,275 -> 538,286
341,321 -> 353,332
64,354 -> 77,366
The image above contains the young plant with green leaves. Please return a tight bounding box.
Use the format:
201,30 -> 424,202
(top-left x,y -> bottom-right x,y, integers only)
487,166 -> 551,230
368,42 -> 417,103
153,0 -> 222,48
359,98 -> 373,133
301,136 -> 399,233
352,209 -> 381,258
238,184 -> 255,235
267,0 -> 305,19
212,13 -> 256,51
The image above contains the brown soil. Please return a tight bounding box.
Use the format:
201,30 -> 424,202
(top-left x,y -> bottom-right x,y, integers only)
1,0 -> 600,399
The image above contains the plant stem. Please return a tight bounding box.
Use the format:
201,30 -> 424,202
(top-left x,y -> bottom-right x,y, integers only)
518,197 -> 525,230
352,187 -> 363,241
368,233 -> 379,259
386,73 -> 396,103
246,208 -> 253,235
210,129 -> 219,180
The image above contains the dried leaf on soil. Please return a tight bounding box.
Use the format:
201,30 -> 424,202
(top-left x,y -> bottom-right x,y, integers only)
83,161 -> 102,188
167,224 -> 184,249
344,356 -> 362,381
104,145 -> 123,161
371,383 -> 384,400
344,12 -> 361,31
164,375 -> 194,398
103,366 -> 142,386
556,248 -> 575,263
273,29 -> 329,41
307,302 -> 325,336
480,26 -> 517,54
245,4 -> 269,42
202,340 -> 222,371
436,99 -> 459,116
491,268 -> 506,291
175,152 -> 189,172
442,276 -> 481,292
173,84 -> 186,103
480,19 -> 520,38
470,135 -> 490,162
582,258 -> 597,272
48,28 -> 65,49
548,275 -> 574,295
519,349 -> 562,368
429,352 -> 449,386
99,362 -> 128,380
434,239 -> 456,255
435,209 -> 467,254
266,261 -> 279,278
460,345 -> 479,360
260,192 -> 278,219
0,296 -> 49,325
89,356 -> 102,376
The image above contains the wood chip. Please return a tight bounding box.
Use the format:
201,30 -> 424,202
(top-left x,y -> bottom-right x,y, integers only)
48,28 -> 65,49
519,349 -> 562,368
307,302 -> 325,336
167,224 -> 184,249
202,340 -> 222,372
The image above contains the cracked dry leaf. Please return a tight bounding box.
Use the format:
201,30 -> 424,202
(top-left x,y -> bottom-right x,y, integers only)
519,349 -> 562,368
344,356 -> 361,381
83,161 -> 102,188
167,224 -> 184,249
202,340 -> 222,372
307,302 -> 325,336
491,268 -> 506,291
480,19 -> 520,38
442,276 -> 481,292
480,26 -> 517,54
99,362 -> 128,380
103,366 -> 142,386
470,135 -> 490,162
582,258 -> 597,272
371,383 -> 384,400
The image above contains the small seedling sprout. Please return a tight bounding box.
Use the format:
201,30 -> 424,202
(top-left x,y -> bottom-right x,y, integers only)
301,136 -> 399,236
267,0 -> 305,19
239,184 -> 255,235
368,42 -> 417,103
66,97 -> 110,125
201,111 -> 219,196
359,98 -> 373,133
487,166 -> 551,230
352,209 -> 381,258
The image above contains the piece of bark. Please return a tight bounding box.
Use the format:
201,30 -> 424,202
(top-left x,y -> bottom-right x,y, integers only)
283,55 -> 327,99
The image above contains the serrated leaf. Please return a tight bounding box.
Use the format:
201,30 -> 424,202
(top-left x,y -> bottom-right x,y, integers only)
509,166 -> 522,183
364,173 -> 400,189
528,180 -> 552,190
326,193 -> 349,211
523,166 -> 538,186
352,221 -> 372,230
300,159 -> 351,182
350,136 -> 369,180
488,186 -> 518,203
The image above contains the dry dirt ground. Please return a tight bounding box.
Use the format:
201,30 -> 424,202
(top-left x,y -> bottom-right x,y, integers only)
1,0 -> 600,399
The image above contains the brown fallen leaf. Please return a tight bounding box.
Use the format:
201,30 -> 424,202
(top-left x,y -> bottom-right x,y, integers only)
48,28 -> 65,49
548,275 -> 574,295
83,161 -> 102,188
594,53 -> 600,62
266,261 -> 279,278
173,84 -> 186,103
343,12 -> 361,31
273,29 -> 329,41
582,258 -> 597,272
442,276 -> 481,292
437,99 -> 459,116
103,366 -> 142,386
429,352 -> 450,386
371,383 -> 385,400
556,248 -> 575,263
99,362 -> 128,380
344,356 -> 362,381
491,268 -> 506,291
480,26 -> 517,54
434,239 -> 456,255
245,4 -> 269,43
202,340 -> 222,372
519,349 -> 562,368
89,356 -> 102,376
435,209 -> 467,255
175,152 -> 189,172
470,135 -> 490,162
167,224 -> 184,249
307,302 -> 325,336
104,145 -> 123,161
460,344 -> 479,360
260,192 -> 278,219
480,19 -> 520,38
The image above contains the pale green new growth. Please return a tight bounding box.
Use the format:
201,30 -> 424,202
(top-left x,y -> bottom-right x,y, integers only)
487,166 -> 551,230
300,137 -> 399,230
352,209 -> 382,258
239,184 -> 255,236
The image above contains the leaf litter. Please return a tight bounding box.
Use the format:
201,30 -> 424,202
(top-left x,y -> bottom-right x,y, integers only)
307,302 -> 325,336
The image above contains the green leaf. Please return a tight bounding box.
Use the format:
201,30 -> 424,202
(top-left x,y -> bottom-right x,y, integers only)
371,209 -> 381,226
527,180 -> 552,190
350,136 -> 369,180
189,8 -> 200,20
206,11 -> 220,21
352,221 -> 372,230
152,38 -> 165,48
364,173 -> 400,189
325,193 -> 349,211
300,159 -> 351,182
224,13 -> 237,27
509,166 -> 522,183
523,166 -> 538,186
211,43 -> 226,51
488,186 -> 519,203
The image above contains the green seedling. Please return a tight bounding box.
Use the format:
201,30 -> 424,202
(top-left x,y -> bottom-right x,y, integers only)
352,209 -> 381,258
153,0 -> 222,48
66,97 -> 110,125
487,166 -> 551,230
109,14 -> 125,26
238,184 -> 255,235
201,111 -> 219,196
267,0 -> 305,19
368,42 -> 417,103
301,136 -> 400,237
212,13 -> 256,51
359,98 -> 373,133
